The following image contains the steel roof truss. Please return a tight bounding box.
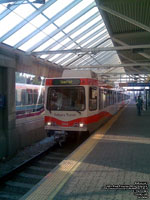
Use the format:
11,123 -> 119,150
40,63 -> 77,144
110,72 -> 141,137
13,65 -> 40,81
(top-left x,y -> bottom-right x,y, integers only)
68,63 -> 150,69
0,0 -> 57,42
32,44 -> 150,56
98,4 -> 150,33
27,0 -> 95,51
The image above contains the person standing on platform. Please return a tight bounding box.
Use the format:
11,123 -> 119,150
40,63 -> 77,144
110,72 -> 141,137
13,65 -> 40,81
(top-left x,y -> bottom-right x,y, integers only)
136,95 -> 143,116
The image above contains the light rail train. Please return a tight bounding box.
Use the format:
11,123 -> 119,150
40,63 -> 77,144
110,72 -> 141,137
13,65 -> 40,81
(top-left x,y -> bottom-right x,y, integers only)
44,70 -> 130,137
16,83 -> 44,119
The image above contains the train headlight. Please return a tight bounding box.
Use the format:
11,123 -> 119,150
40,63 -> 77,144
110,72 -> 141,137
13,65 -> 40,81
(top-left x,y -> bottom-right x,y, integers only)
79,123 -> 84,128
47,122 -> 52,126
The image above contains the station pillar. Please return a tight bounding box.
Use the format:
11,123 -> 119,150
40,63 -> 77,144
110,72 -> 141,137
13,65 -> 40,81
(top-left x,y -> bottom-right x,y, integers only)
0,67 -> 17,159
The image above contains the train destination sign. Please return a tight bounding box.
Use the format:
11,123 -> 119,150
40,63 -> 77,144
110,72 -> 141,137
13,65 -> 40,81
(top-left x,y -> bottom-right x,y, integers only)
52,79 -> 80,85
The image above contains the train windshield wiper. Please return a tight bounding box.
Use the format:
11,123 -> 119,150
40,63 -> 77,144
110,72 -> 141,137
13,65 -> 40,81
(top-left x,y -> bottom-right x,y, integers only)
75,110 -> 81,114
48,105 -> 51,113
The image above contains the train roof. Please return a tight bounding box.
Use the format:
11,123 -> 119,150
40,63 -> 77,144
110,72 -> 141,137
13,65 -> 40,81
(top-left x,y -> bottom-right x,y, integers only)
16,83 -> 44,89
62,70 -> 98,79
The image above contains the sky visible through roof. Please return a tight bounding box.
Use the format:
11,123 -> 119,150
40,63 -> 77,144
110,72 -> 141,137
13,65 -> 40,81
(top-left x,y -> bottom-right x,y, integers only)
0,0 -> 123,79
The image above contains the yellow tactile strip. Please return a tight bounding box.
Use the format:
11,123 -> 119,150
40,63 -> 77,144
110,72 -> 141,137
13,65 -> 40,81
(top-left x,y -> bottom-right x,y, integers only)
21,107 -> 126,200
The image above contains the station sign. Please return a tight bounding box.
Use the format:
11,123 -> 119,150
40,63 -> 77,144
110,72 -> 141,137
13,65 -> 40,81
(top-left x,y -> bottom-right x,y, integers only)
128,83 -> 150,87
127,89 -> 144,91
119,83 -> 150,87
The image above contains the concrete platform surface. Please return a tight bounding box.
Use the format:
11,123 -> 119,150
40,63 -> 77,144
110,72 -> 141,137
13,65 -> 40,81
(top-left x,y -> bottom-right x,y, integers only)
21,103 -> 150,200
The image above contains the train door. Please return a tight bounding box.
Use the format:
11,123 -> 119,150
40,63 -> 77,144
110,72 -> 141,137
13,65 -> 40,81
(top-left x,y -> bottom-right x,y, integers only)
99,88 -> 104,110
87,86 -> 99,132
89,86 -> 98,111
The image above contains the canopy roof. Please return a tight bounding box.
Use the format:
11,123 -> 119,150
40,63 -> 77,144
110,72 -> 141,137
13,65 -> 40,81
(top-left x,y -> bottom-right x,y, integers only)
0,0 -> 149,84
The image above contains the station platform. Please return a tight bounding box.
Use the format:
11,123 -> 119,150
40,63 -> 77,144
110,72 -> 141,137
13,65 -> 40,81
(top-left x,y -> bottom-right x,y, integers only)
21,102 -> 150,200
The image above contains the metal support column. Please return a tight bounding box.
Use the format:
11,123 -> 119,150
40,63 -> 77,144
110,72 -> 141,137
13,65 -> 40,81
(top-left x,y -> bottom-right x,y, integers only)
0,67 -> 17,159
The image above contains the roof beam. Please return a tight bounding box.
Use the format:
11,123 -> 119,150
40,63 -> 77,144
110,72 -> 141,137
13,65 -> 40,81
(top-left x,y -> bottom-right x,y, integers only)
112,37 -> 150,60
98,4 -> 150,33
113,31 -> 150,39
66,63 -> 150,69
97,73 -> 143,75
32,44 -> 150,55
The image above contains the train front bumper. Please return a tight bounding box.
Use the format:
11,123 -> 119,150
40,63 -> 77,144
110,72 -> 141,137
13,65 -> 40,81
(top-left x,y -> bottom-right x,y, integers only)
45,125 -> 87,132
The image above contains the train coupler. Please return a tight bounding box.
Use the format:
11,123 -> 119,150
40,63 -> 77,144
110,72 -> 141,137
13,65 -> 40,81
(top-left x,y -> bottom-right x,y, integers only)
54,131 -> 68,146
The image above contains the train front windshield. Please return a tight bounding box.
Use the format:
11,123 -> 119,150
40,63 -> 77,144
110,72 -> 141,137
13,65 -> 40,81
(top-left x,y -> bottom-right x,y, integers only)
47,86 -> 85,111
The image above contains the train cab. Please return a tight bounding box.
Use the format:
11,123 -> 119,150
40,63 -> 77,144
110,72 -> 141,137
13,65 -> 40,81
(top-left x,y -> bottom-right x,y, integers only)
44,70 -> 130,138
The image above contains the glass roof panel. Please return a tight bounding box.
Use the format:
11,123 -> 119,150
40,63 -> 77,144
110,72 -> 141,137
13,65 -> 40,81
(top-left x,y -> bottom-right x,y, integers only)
0,12 -> 23,37
70,16 -> 101,38
61,55 -> 79,65
49,54 -> 62,61
65,43 -> 77,49
40,55 -> 48,59
0,5 -> 6,13
34,38 -> 56,51
60,37 -> 72,46
76,23 -> 104,43
30,14 -> 47,28
63,7 -> 98,33
82,31 -> 107,47
52,32 -> 65,41
51,43 -> 62,50
14,4 -> 35,18
0,0 -> 121,73
88,34 -> 109,48
43,37 -> 73,60
43,0 -> 74,19
49,44 -> 78,62
4,23 -> 36,46
55,0 -> 94,26
54,53 -> 73,64
19,32 -> 46,51
42,24 -> 57,35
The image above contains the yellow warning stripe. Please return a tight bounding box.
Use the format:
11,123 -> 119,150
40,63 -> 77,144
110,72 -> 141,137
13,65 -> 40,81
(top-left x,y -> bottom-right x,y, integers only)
22,106 -> 126,200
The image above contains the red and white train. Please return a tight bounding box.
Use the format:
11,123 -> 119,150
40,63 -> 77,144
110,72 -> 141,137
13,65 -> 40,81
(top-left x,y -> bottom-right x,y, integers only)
44,70 -> 130,137
16,83 -> 45,119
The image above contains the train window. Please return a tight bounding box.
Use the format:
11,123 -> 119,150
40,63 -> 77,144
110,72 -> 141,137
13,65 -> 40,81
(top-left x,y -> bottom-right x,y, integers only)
99,89 -> 103,110
110,91 -> 114,105
117,92 -> 120,102
21,89 -> 28,105
33,89 -> 38,104
113,91 -> 116,104
28,93 -> 33,105
89,87 -> 97,111
38,94 -> 42,104
109,91 -> 112,105
16,89 -> 22,105
27,89 -> 33,105
107,90 -> 110,106
112,91 -> 114,105
103,90 -> 106,107
16,84 -> 45,119
33,93 -> 38,104
104,90 -> 109,107
47,86 -> 85,111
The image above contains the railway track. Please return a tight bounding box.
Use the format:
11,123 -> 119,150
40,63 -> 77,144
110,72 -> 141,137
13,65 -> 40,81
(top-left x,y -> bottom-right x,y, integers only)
0,136 -> 87,200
